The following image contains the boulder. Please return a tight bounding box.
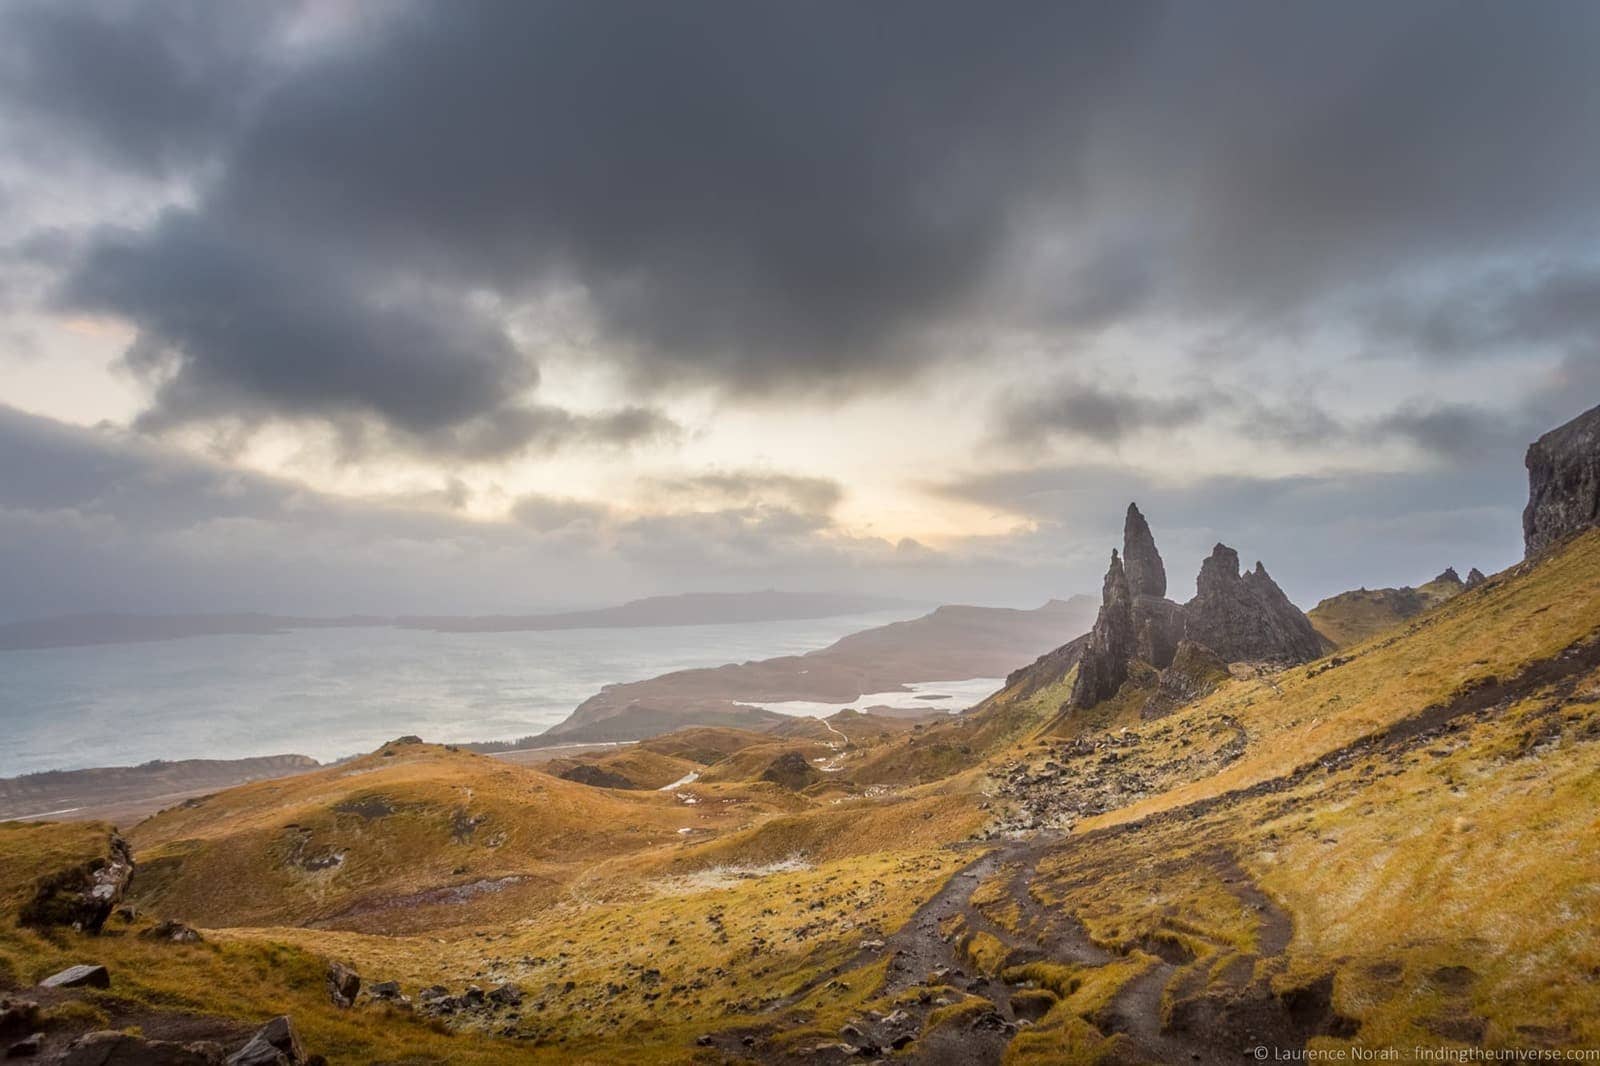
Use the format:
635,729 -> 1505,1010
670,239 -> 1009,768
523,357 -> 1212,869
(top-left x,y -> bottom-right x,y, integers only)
1070,550 -> 1136,709
487,983 -> 522,1007
326,962 -> 360,1009
19,835 -> 133,934
39,966 -> 109,990
225,1017 -> 304,1066
1524,402 -> 1600,556
60,1032 -> 222,1066
140,920 -> 203,944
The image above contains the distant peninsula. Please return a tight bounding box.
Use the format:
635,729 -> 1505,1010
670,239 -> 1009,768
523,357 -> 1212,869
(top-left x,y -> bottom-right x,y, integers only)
0,590 -> 920,652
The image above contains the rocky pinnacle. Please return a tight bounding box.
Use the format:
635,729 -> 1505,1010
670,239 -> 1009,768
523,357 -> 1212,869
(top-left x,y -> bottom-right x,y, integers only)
1122,503 -> 1166,600
1069,550 -> 1135,709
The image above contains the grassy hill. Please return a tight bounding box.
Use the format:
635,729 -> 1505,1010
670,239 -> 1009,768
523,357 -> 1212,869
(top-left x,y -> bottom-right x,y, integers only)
4,533 -> 1600,1062
1307,568 -> 1467,648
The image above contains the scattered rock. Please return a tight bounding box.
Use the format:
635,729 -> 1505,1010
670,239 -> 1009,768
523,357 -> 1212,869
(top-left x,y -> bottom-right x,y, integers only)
0,1001 -> 40,1040
487,983 -> 522,1007
141,920 -> 203,944
1524,401 -> 1600,556
19,835 -> 133,934
61,1032 -> 222,1066
326,962 -> 360,1008
225,1016 -> 304,1066
4,1033 -> 40,1059
39,965 -> 109,990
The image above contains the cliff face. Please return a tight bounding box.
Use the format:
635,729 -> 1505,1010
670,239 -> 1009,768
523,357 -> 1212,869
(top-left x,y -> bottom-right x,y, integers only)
1525,402 -> 1600,556
1069,504 -> 1323,710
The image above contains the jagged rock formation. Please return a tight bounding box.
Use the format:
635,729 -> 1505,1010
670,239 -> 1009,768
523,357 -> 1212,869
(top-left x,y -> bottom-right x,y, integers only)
1069,506 -> 1323,710
1069,550 -> 1137,708
1466,567 -> 1487,588
1525,402 -> 1600,556
1183,546 -> 1327,664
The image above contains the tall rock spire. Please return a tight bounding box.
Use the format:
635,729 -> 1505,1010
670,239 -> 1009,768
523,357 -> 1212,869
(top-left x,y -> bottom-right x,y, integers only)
1122,502 -> 1166,599
1070,549 -> 1135,708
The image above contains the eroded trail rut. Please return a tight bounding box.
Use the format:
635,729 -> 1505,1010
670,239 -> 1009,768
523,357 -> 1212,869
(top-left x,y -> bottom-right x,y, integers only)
785,833 -> 1307,1065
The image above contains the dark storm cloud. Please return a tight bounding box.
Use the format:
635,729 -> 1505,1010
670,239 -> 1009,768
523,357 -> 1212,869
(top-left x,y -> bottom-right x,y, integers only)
57,213 -> 676,459
199,2 -> 1155,392
8,1 -> 1600,449
0,0 -> 282,173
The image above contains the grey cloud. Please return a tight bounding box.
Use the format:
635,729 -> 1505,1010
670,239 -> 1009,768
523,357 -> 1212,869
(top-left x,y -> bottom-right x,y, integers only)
0,405 -> 982,618
1001,381 -> 1210,446
0,0 -> 284,174
56,214 -> 675,460
1360,264 -> 1600,362
644,472 -> 844,517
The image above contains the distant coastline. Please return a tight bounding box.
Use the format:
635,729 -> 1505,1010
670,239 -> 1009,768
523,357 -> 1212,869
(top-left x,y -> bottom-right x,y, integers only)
0,589 -> 922,652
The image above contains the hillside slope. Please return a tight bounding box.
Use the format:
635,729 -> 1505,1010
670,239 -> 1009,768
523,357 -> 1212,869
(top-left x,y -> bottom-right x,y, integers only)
1307,567 -> 1473,648
5,533 -> 1600,1061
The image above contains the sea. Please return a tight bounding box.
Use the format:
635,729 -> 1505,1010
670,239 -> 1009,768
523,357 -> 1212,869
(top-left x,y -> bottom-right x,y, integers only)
0,611 -> 1004,777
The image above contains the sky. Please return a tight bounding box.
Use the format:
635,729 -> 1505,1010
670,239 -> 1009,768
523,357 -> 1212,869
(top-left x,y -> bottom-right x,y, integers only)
2,0 -> 1598,620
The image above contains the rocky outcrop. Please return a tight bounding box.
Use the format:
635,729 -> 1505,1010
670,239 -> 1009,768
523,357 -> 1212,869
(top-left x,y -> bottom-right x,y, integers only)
557,764 -> 637,790
1066,508 -> 1325,711
760,752 -> 822,791
1466,567 -> 1487,588
19,833 -> 132,934
1524,402 -> 1600,556
1183,546 -> 1327,664
1122,504 -> 1166,599
1069,551 -> 1136,708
